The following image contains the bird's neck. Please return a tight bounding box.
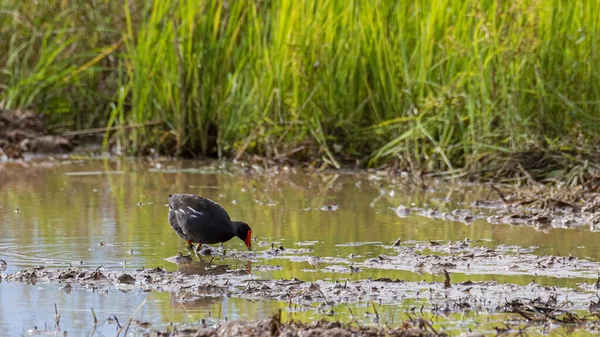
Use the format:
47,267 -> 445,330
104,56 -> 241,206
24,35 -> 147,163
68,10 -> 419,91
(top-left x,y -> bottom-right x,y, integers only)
231,221 -> 245,238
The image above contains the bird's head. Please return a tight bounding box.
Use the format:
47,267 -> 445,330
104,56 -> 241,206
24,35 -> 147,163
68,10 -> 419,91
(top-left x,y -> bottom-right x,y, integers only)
232,221 -> 252,250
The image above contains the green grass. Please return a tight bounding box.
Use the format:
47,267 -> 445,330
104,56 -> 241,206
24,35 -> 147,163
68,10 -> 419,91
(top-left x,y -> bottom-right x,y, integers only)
1,0 -> 599,171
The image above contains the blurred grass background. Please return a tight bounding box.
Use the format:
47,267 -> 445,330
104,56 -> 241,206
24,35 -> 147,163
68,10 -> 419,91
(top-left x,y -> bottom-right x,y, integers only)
0,0 -> 598,171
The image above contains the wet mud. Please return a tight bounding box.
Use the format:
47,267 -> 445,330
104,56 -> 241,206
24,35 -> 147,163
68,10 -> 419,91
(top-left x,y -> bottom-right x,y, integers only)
3,259 -> 600,336
150,314 -> 449,337
0,109 -> 72,158
214,239 -> 600,280
475,187 -> 600,231
4,159 -> 600,336
25,312 -> 445,337
3,248 -> 600,314
393,183 -> 600,232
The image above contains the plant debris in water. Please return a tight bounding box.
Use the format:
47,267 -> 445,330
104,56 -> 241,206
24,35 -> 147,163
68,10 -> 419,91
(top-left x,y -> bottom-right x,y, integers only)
3,264 -> 600,315
392,183 -> 600,232
5,264 -> 600,336
4,159 -> 600,336
151,312 -> 447,337
235,239 -> 600,280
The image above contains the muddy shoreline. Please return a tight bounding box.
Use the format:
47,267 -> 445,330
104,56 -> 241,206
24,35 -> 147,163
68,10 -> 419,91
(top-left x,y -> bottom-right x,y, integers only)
2,263 -> 597,311
3,260 -> 600,336
1,107 -> 599,192
0,109 -> 73,159
4,239 -> 600,308
3,158 -> 600,336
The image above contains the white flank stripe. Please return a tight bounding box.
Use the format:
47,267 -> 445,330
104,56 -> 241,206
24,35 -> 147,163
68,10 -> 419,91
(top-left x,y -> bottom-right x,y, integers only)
187,206 -> 203,215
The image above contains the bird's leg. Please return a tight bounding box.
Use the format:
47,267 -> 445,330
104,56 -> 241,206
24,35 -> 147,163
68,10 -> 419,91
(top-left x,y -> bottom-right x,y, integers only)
185,240 -> 195,251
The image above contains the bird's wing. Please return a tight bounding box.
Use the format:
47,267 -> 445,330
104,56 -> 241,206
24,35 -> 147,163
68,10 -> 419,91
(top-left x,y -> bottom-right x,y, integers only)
185,210 -> 235,244
169,194 -> 234,243
168,209 -> 187,239
171,194 -> 231,223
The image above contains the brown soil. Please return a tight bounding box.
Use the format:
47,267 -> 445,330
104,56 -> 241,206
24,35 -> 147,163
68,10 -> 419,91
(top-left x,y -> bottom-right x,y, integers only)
0,109 -> 72,158
392,182 -> 600,231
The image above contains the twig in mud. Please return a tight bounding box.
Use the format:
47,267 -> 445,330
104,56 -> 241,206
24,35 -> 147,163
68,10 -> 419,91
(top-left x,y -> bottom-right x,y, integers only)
61,120 -> 163,137
242,280 -> 253,293
90,307 -> 98,336
273,145 -> 307,161
54,303 -> 60,331
593,273 -> 600,289
419,317 -> 438,335
91,307 -> 98,325
121,318 -> 132,337
98,314 -> 122,330
443,269 -> 451,288
370,301 -> 379,322
114,315 -> 122,329
491,185 -> 508,203
547,302 -> 569,317
517,163 -> 543,186
590,294 -> 600,313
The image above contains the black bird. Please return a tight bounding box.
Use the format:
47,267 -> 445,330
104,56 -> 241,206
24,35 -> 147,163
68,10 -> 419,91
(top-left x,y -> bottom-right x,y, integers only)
168,194 -> 252,251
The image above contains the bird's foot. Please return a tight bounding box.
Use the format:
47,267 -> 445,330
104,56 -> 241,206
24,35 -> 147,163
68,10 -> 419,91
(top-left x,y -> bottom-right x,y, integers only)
185,241 -> 195,252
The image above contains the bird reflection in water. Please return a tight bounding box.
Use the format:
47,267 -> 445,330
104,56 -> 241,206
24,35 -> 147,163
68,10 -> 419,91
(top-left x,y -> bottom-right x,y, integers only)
168,253 -> 252,275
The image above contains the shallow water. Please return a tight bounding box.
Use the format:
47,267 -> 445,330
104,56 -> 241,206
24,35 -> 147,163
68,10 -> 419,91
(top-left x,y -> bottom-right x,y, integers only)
1,158 -> 600,335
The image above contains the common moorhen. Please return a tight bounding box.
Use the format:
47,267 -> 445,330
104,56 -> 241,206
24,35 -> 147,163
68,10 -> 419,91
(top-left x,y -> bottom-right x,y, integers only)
168,194 -> 252,251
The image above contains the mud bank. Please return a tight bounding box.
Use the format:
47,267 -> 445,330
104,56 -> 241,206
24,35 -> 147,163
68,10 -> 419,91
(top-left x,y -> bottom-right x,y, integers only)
396,184 -> 600,232
26,312 -> 446,337
153,315 -> 445,337
222,239 -> 600,280
475,187 -> 600,231
0,109 -> 72,158
2,264 -> 599,315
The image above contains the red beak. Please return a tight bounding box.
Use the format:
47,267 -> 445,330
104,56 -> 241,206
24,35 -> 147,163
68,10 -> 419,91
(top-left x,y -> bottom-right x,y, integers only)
245,230 -> 252,250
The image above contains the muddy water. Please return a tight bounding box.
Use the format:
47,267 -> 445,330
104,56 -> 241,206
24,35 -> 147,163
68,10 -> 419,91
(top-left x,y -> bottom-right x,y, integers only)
1,158 -> 600,335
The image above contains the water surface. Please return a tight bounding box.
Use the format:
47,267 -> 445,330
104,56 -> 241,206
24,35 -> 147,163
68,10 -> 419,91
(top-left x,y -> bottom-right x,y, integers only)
1,158 -> 600,335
